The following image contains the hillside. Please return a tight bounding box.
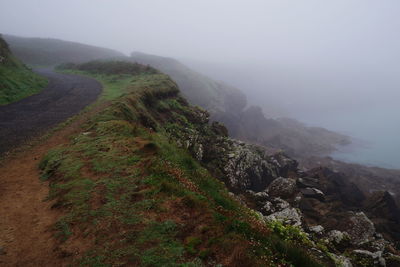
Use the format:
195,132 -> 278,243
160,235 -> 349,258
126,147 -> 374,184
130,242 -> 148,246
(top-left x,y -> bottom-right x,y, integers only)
30,61 -> 397,266
2,34 -> 350,159
0,59 -> 398,265
129,52 -> 247,115
128,52 -> 350,158
42,61 -> 328,266
3,34 -> 124,66
0,35 -> 47,105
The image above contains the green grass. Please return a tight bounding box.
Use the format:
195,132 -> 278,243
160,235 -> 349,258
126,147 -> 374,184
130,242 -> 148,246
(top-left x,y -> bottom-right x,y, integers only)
58,61 -> 157,76
58,69 -> 134,101
0,36 -> 48,105
40,62 -> 324,266
0,59 -> 48,105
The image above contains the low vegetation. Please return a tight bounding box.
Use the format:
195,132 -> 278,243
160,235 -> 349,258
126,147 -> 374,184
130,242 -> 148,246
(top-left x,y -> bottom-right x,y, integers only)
41,61 -> 323,266
0,36 -> 47,105
57,60 -> 158,76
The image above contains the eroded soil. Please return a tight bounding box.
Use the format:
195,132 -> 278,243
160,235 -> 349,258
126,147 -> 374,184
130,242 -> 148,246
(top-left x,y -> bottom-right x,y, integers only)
0,71 -> 103,266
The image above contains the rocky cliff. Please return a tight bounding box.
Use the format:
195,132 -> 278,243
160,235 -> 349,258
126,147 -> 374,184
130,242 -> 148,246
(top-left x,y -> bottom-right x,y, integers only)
42,61 -> 329,266
163,95 -> 400,266
58,61 -> 400,266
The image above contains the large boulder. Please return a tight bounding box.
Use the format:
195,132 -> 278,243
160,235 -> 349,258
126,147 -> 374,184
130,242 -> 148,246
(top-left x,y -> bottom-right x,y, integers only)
344,212 -> 376,245
221,140 -> 281,191
305,167 -> 366,207
364,191 -> 400,243
266,177 -> 297,199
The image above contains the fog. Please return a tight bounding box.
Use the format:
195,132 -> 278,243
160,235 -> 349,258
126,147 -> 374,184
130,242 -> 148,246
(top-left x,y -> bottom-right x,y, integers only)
2,0 -> 400,114
2,0 -> 400,166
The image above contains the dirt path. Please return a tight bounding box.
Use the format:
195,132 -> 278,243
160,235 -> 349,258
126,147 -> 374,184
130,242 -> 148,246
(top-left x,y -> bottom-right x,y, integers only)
0,69 -> 102,155
0,72 -> 105,266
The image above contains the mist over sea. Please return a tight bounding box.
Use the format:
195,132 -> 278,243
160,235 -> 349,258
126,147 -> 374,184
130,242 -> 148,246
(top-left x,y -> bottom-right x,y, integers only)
183,60 -> 400,169
298,104 -> 400,169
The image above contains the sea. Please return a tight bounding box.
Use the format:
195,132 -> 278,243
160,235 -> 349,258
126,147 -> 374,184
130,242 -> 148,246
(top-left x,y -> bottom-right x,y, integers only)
299,104 -> 400,169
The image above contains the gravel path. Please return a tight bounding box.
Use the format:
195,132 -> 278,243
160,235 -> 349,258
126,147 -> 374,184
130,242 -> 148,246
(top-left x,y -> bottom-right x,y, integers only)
0,69 -> 102,155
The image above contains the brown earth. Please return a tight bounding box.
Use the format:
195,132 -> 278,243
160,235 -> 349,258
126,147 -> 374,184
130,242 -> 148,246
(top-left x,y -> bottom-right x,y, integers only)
0,77 -> 106,266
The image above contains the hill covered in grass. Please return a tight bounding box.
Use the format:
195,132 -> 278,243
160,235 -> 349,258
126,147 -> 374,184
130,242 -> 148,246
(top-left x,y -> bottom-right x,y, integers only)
48,61 -> 400,266
4,34 -> 349,159
47,61 -> 333,266
128,52 -> 350,158
3,34 -> 124,66
129,52 -> 247,115
0,35 -> 47,105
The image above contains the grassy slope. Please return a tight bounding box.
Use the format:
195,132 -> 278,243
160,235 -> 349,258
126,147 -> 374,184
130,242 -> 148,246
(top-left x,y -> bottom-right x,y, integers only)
130,52 -> 247,114
40,62 -> 323,266
0,36 -> 47,105
2,35 -> 348,159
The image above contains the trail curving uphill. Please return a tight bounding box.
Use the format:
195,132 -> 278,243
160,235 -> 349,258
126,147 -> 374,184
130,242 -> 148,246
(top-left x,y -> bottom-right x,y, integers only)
0,70 -> 102,266
0,69 -> 102,155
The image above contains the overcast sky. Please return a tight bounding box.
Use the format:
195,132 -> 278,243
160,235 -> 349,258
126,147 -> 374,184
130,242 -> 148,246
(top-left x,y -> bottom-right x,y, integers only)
1,0 -> 400,120
2,0 -> 400,166
1,0 -> 400,66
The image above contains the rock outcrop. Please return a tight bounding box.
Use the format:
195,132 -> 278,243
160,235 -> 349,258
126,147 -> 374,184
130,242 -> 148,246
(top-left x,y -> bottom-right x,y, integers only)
344,212 -> 376,245
158,96 -> 400,266
266,177 -> 296,198
166,107 -> 298,193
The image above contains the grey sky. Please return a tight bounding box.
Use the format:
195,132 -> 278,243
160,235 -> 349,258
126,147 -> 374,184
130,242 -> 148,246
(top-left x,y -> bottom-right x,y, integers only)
1,0 -> 400,122
2,0 -> 400,168
1,0 -> 400,66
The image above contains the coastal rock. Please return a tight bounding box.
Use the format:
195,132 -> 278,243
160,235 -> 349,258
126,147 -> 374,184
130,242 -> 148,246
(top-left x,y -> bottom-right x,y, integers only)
364,191 -> 400,244
309,225 -> 324,235
265,207 -> 302,227
370,239 -> 389,252
157,95 -> 400,260
211,121 -> 228,137
259,198 -> 290,215
386,253 -> 400,267
304,167 -> 366,206
346,212 -> 376,245
300,187 -> 325,202
165,106 -> 300,193
273,197 -> 290,210
297,177 -> 320,189
330,254 -> 353,267
221,140 -> 284,191
253,191 -> 269,201
351,250 -> 386,267
268,152 -> 298,176
328,230 -> 350,245
266,177 -> 297,199
260,201 -> 275,214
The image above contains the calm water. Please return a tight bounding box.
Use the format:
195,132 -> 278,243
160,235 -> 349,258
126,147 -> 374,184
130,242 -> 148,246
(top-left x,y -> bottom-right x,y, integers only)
298,105 -> 400,169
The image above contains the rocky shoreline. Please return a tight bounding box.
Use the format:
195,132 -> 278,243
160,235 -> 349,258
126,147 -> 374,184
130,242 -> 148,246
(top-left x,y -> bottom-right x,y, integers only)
164,106 -> 400,266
